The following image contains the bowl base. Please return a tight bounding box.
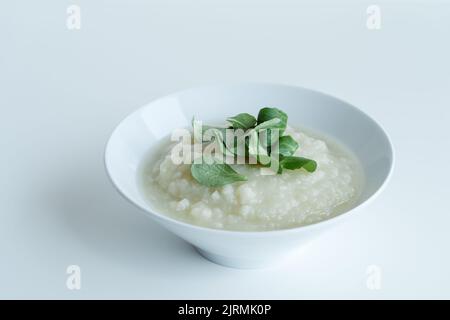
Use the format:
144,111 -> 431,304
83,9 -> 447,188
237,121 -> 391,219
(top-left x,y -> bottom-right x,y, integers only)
195,247 -> 275,269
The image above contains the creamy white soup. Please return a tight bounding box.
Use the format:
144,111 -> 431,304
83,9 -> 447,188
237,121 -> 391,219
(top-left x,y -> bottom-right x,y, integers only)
139,127 -> 363,231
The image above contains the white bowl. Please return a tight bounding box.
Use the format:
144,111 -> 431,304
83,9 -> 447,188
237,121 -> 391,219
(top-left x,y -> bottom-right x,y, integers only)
105,83 -> 394,268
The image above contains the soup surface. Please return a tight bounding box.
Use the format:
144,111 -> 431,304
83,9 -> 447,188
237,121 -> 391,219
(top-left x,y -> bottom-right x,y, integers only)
139,127 -> 363,231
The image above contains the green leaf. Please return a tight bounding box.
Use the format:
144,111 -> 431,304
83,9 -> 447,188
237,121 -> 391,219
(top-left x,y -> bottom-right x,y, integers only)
253,118 -> 281,131
247,130 -> 271,165
278,135 -> 299,157
191,162 -> 247,187
227,113 -> 257,130
244,119 -> 280,156
232,131 -> 249,157
280,156 -> 317,172
257,155 -> 283,174
247,130 -> 259,157
189,108 -> 316,186
246,122 -> 281,158
257,107 -> 288,134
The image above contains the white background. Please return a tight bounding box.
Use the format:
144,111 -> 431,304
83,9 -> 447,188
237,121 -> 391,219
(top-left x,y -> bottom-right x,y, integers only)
1,0 -> 449,299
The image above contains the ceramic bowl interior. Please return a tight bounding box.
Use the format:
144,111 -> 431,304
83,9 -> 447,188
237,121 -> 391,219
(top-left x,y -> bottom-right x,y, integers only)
105,84 -> 393,226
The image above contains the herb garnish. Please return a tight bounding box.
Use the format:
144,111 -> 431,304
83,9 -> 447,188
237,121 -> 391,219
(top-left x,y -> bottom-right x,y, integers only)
190,107 -> 317,187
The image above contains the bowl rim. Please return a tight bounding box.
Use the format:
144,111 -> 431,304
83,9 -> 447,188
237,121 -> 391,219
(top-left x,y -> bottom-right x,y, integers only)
104,82 -> 395,236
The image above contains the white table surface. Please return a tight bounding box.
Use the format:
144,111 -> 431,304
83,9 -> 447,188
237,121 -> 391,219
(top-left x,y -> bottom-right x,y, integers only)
1,0 -> 449,299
